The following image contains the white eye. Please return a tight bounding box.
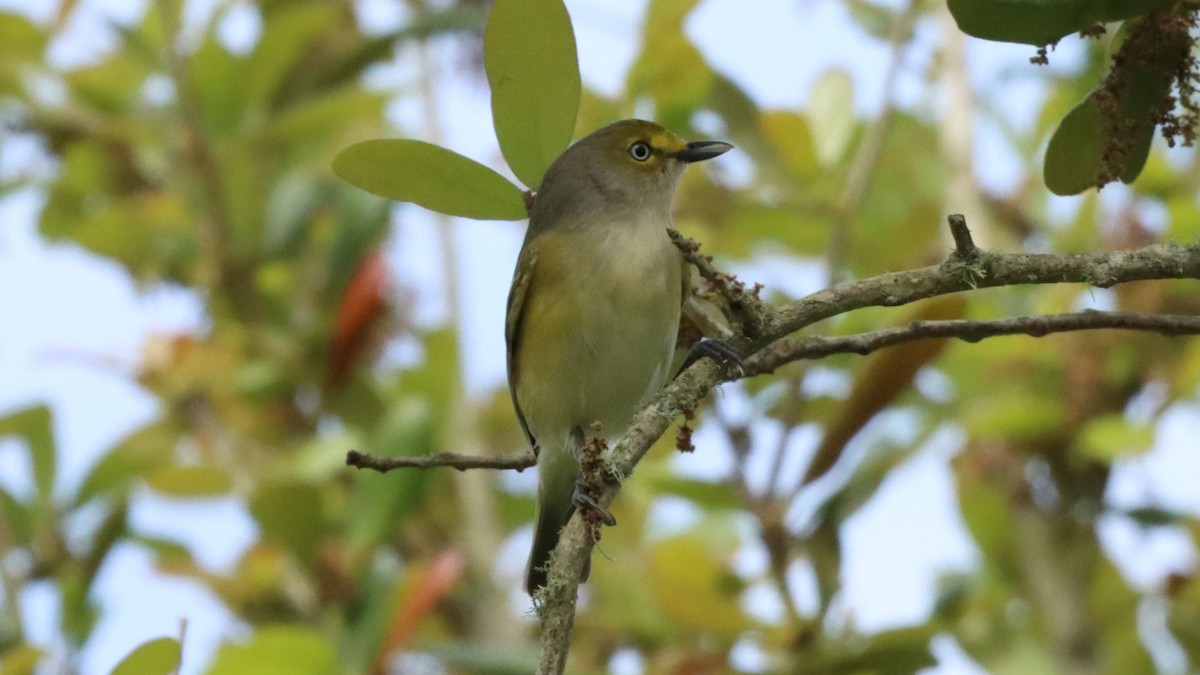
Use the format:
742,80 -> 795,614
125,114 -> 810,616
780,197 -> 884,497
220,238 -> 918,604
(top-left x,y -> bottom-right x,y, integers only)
629,141 -> 652,161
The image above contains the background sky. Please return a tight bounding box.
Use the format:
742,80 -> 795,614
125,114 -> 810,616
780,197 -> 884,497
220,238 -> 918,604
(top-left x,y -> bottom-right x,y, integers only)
1,0 -> 1198,673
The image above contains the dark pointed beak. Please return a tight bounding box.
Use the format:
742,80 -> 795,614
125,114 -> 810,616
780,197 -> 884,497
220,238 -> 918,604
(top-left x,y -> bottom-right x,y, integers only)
676,140 -> 733,163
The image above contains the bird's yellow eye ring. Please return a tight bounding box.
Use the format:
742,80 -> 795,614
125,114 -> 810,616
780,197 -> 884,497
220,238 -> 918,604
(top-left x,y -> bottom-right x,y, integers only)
629,141 -> 652,162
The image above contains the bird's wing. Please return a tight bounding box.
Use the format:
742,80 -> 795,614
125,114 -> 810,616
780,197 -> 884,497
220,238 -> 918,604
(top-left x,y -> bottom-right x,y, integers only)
505,242 -> 538,454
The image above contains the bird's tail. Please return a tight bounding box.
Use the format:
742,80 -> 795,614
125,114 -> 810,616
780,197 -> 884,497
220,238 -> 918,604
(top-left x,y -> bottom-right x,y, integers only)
525,442 -> 588,595
525,501 -> 573,595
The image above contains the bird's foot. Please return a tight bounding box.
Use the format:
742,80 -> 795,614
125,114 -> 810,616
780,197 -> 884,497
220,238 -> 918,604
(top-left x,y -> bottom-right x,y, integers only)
679,337 -> 743,377
572,484 -> 616,527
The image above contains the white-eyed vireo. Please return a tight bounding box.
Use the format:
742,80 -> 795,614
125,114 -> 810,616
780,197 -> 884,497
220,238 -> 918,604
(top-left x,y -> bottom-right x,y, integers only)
506,119 -> 732,594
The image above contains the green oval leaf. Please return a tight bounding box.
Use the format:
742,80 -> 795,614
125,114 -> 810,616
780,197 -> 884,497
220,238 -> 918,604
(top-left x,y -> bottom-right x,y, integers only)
0,643 -> 44,675
1077,415 -> 1154,462
145,465 -> 232,498
808,69 -> 855,167
208,626 -> 336,675
111,637 -> 180,675
0,12 -> 46,94
1043,98 -> 1150,196
332,140 -> 526,220
250,481 -> 324,562
245,5 -> 338,109
75,422 -> 172,506
761,110 -> 820,179
0,406 -> 54,505
0,12 -> 44,57
484,0 -> 580,188
627,0 -> 711,129
948,0 -> 1176,45
263,172 -> 320,256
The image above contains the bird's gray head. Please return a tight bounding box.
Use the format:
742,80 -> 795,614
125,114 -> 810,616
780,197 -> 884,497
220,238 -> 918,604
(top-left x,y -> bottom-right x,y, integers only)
529,119 -> 732,230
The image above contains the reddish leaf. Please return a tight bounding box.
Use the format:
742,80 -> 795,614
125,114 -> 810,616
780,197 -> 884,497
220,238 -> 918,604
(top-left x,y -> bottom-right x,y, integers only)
372,549 -> 463,669
327,252 -> 390,386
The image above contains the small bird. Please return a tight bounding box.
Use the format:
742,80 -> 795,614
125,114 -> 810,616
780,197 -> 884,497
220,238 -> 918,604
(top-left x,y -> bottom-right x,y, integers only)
505,119 -> 732,594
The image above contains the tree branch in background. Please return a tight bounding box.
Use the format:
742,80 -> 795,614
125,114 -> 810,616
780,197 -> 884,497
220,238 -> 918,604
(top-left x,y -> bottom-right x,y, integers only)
765,231 -> 1200,338
668,228 -> 767,338
742,311 -> 1200,376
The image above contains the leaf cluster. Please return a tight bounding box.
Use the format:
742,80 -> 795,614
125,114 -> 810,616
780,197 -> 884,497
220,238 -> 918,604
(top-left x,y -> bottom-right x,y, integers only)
950,0 -> 1200,194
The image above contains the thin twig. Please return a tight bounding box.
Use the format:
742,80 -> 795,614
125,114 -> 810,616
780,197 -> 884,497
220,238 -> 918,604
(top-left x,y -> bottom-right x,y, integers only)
766,241 -> 1200,338
767,422 -> 796,500
947,213 -> 978,259
760,507 -> 803,626
669,228 -> 766,338
715,415 -> 806,626
742,311 -> 1200,377
345,449 -> 535,472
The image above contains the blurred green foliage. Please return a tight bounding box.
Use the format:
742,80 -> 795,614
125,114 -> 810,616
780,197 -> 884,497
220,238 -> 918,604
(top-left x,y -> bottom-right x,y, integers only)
2,0 -> 1200,673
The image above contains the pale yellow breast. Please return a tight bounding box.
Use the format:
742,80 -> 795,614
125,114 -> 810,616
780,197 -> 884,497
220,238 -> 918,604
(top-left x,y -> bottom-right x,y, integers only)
515,222 -> 682,449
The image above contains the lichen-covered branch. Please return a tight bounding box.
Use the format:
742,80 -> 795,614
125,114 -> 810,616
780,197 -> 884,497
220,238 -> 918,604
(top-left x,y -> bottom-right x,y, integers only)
742,310 -> 1200,376
764,240 -> 1200,340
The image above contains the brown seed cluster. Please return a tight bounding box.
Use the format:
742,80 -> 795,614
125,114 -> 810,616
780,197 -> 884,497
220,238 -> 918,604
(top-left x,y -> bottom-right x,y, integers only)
578,433 -> 610,540
675,408 -> 697,453
1158,12 -> 1200,148
1091,9 -> 1195,187
1030,43 -> 1054,66
1031,10 -> 1198,188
